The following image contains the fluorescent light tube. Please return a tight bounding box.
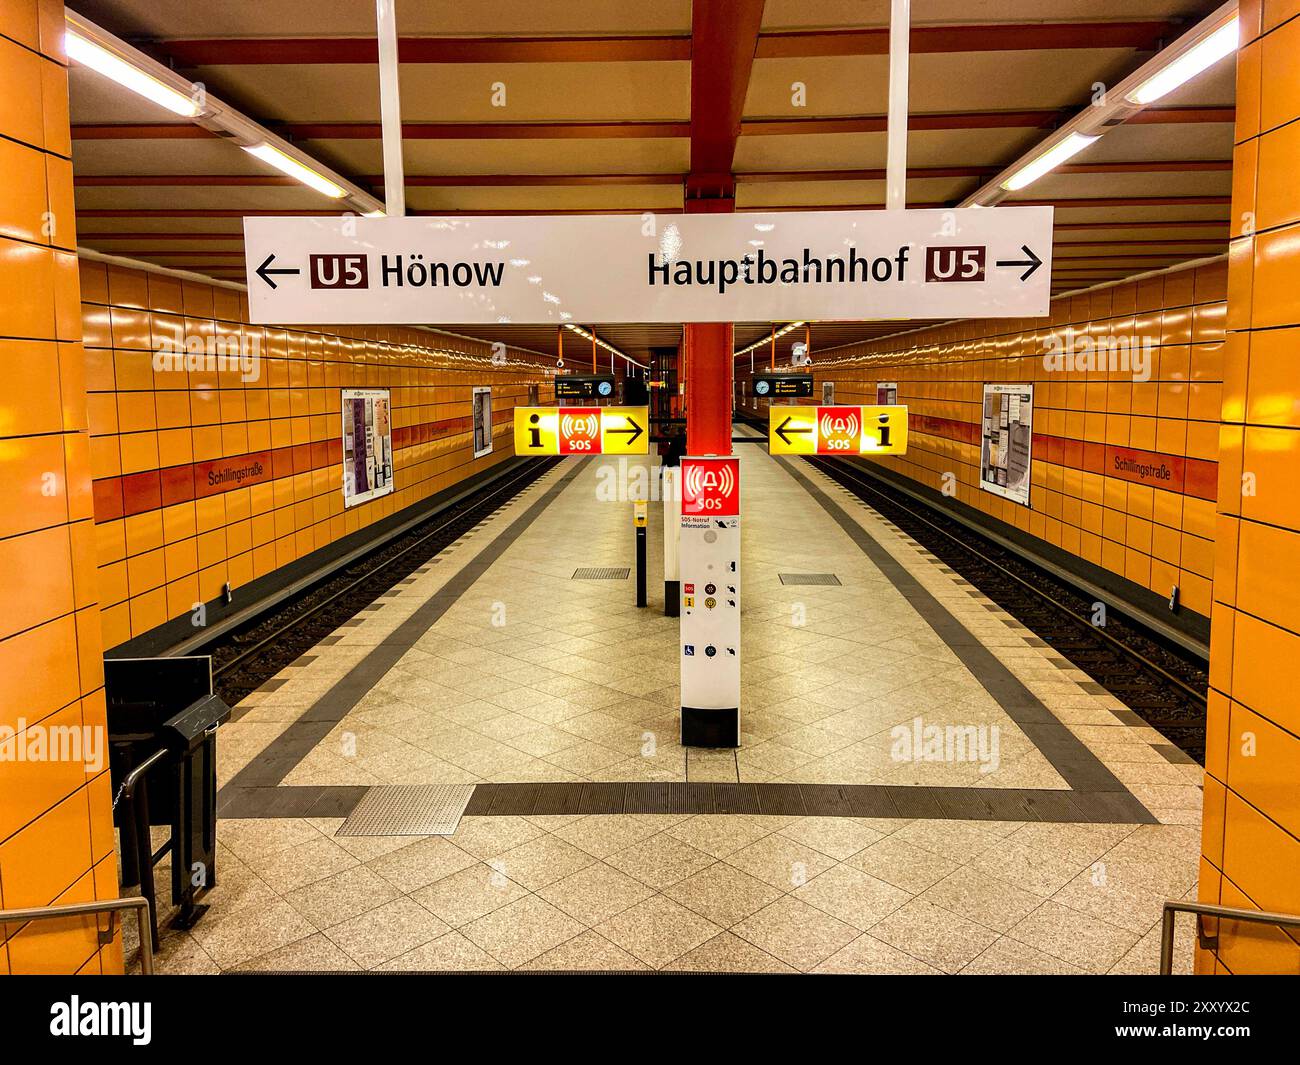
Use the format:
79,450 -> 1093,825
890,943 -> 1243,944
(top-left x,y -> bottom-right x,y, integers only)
65,31 -> 200,117
242,143 -> 346,199
1127,17 -> 1238,105
1000,132 -> 1100,192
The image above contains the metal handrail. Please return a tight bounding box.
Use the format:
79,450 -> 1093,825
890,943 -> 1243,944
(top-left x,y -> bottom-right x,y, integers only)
0,896 -> 154,974
1160,899 -> 1300,974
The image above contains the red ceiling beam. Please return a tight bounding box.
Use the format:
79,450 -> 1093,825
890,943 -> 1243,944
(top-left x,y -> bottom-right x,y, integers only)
1126,107 -> 1234,124
144,21 -> 1183,66
1054,239 -> 1227,247
363,173 -> 682,187
69,160 -> 1231,189
71,124 -> 215,139
70,107 -> 1230,142
742,106 -> 1233,136
1053,220 -> 1228,230
755,20 -> 1184,57
110,251 -> 246,258
1017,195 -> 1231,207
75,175 -> 296,186
150,36 -> 691,65
686,0 -> 765,202
77,232 -> 243,239
77,209 -> 347,217
1055,160 -> 1231,174
270,121 -> 690,140
1050,252 -> 1208,260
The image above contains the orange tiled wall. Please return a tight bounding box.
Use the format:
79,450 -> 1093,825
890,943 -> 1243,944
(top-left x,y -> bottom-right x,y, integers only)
1197,0 -> 1300,975
740,258 -> 1226,622
0,0 -> 123,975
80,260 -> 553,649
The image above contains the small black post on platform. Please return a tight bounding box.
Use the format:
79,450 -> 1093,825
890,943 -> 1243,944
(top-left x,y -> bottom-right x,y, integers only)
634,498 -> 648,607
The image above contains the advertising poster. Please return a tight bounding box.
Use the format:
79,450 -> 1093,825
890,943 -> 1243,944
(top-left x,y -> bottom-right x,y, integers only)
342,388 -> 393,507
980,383 -> 1034,506
472,386 -> 493,458
876,382 -> 898,405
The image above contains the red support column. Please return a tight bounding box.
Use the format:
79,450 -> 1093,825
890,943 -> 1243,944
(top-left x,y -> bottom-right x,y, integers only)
678,0 -> 762,458
683,322 -> 733,456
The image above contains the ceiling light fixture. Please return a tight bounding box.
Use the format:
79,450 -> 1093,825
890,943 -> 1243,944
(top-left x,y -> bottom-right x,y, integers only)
562,323 -> 647,371
241,143 -> 346,199
64,30 -> 200,117
1126,16 -> 1239,105
733,321 -> 807,358
961,2 -> 1237,209
1000,132 -> 1100,192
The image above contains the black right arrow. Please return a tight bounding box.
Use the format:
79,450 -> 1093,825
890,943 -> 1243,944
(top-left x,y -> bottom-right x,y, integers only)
256,253 -> 301,289
775,415 -> 812,446
996,244 -> 1043,282
607,415 -> 644,446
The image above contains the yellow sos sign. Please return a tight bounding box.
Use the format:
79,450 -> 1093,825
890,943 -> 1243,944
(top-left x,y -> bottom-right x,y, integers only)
768,405 -> 909,456
514,406 -> 649,455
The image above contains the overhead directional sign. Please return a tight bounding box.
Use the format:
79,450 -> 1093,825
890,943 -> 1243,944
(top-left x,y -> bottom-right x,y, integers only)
555,374 -> 616,401
768,405 -> 910,456
752,373 -> 813,399
514,406 -> 648,455
243,208 -> 1053,325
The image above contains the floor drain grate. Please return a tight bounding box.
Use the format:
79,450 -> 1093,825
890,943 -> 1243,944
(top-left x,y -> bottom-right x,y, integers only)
336,784 -> 476,836
572,567 -> 631,580
778,573 -> 842,586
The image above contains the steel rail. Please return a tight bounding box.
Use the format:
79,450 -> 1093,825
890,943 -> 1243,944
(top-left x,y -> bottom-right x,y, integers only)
810,455 -> 1207,707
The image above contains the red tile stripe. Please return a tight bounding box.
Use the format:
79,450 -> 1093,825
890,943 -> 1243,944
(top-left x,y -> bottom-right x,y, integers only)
905,412 -> 1217,501
92,410 -> 508,522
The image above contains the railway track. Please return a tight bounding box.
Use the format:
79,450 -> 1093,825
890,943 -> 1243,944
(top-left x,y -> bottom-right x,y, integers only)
204,457 -> 561,707
809,454 -> 1209,763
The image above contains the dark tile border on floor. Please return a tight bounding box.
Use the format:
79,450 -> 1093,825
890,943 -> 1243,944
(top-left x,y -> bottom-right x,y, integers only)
216,780 -> 1151,824
216,452 -> 1157,828
217,461 -> 586,816
774,457 -> 1155,821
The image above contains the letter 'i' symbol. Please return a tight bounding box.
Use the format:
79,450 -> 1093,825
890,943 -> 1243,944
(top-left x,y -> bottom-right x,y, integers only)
877,413 -> 892,448
528,413 -> 541,448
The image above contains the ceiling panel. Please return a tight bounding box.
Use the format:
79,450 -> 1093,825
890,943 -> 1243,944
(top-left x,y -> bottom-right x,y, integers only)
69,0 -> 694,37
65,0 -> 1235,353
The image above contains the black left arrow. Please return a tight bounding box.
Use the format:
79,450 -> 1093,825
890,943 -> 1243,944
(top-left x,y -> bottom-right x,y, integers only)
607,416 -> 644,446
775,415 -> 812,447
256,253 -> 300,289
995,244 -> 1043,282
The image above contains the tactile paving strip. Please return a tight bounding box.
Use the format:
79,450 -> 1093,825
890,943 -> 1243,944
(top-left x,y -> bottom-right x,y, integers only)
336,784 -> 475,836
777,572 -> 842,585
572,567 -> 631,579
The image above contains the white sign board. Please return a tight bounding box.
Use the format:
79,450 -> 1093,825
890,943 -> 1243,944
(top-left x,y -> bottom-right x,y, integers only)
980,383 -> 1034,506
472,386 -> 493,459
243,208 -> 1053,325
342,388 -> 393,506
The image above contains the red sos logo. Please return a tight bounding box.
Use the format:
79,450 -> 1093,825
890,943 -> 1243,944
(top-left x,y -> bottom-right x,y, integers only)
817,408 -> 860,453
682,458 -> 739,516
558,408 -> 600,454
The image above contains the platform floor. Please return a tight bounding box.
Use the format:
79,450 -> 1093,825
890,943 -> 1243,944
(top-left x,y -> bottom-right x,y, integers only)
138,441 -> 1205,974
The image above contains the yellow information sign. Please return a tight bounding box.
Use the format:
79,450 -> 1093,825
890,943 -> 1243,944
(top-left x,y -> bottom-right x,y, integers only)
767,405 -> 909,456
514,405 -> 649,455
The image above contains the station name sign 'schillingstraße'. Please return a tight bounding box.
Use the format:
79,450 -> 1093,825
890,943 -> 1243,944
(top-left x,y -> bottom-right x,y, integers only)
242,208 -> 1054,325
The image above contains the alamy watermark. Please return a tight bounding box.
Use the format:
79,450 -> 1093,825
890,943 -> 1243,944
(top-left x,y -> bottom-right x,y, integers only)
153,332 -> 260,383
890,715 -> 1000,774
0,719 -> 104,773
1041,326 -> 1153,383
